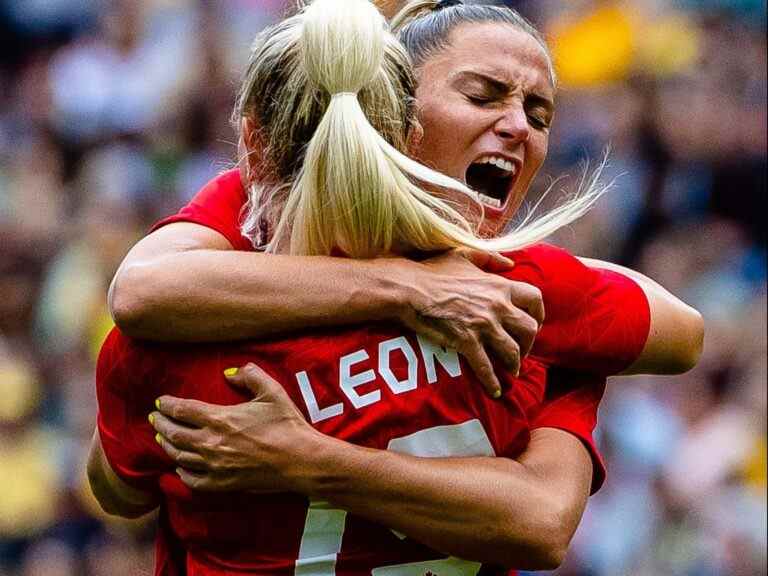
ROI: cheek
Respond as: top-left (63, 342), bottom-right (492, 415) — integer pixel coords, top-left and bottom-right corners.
top-left (532, 132), bottom-right (549, 165)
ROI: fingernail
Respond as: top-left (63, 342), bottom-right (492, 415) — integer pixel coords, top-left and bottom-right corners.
top-left (154, 433), bottom-right (162, 445)
top-left (155, 398), bottom-right (161, 410)
top-left (148, 413), bottom-right (155, 425)
top-left (492, 389), bottom-right (502, 399)
top-left (223, 367), bottom-right (239, 377)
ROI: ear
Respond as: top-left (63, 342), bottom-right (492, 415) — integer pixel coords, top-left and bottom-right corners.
top-left (406, 118), bottom-right (424, 156)
top-left (238, 116), bottom-right (263, 184)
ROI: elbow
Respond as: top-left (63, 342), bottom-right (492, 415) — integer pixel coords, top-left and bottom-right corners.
top-left (685, 309), bottom-right (705, 372)
top-left (670, 308), bottom-right (705, 375)
top-left (494, 504), bottom-right (573, 570)
top-left (522, 518), bottom-right (571, 571)
top-left (87, 469), bottom-right (153, 520)
top-left (109, 265), bottom-right (158, 338)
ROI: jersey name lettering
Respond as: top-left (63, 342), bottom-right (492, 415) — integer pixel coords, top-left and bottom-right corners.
top-left (297, 335), bottom-right (462, 423)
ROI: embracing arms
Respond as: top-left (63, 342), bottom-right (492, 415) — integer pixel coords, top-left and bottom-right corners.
top-left (110, 222), bottom-right (544, 396)
top-left (111, 223), bottom-right (703, 386)
top-left (148, 364), bottom-right (592, 570)
top-left (290, 427), bottom-right (590, 569)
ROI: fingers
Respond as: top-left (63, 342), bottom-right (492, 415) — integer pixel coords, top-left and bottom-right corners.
top-left (174, 468), bottom-right (221, 492)
top-left (484, 325), bottom-right (522, 378)
top-left (502, 307), bottom-right (540, 359)
top-left (405, 315), bottom-right (506, 399)
top-left (154, 435), bottom-right (208, 472)
top-left (224, 363), bottom-right (285, 401)
top-left (508, 281), bottom-right (545, 328)
top-left (457, 337), bottom-right (502, 399)
top-left (150, 412), bottom-right (202, 452)
top-left (155, 396), bottom-right (222, 428)
top-left (459, 248), bottom-right (515, 273)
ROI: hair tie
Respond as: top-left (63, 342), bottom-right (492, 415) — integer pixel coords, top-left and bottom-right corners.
top-left (330, 91), bottom-right (358, 100)
top-left (435, 0), bottom-right (463, 10)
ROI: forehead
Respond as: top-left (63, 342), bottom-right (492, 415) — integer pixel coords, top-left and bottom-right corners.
top-left (420, 22), bottom-right (554, 97)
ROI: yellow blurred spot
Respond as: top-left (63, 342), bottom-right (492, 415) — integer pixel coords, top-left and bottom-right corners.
top-left (0, 357), bottom-right (40, 424)
top-left (550, 4), bottom-right (636, 87)
top-left (0, 429), bottom-right (58, 537)
top-left (742, 436), bottom-right (767, 493)
top-left (89, 306), bottom-right (115, 362)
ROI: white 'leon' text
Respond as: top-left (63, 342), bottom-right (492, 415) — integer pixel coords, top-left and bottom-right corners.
top-left (296, 334), bottom-right (463, 423)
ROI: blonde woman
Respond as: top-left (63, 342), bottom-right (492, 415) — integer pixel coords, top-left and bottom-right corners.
top-left (89, 0), bottom-right (702, 574)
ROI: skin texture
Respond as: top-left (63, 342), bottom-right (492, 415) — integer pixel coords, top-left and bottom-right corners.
top-left (413, 23), bottom-right (554, 236)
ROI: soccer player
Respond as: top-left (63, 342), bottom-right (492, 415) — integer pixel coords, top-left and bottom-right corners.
top-left (88, 1), bottom-right (703, 574)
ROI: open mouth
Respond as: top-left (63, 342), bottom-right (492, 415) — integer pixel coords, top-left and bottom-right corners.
top-left (465, 156), bottom-right (517, 211)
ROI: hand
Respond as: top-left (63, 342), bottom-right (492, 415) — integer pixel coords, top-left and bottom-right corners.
top-left (150, 363), bottom-right (315, 492)
top-left (397, 249), bottom-right (544, 398)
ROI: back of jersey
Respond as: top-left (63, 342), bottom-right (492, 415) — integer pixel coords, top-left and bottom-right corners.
top-left (96, 325), bottom-right (535, 575)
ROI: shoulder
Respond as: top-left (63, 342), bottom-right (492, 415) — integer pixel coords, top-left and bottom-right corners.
top-left (152, 169), bottom-right (252, 251)
top-left (192, 169), bottom-right (247, 208)
top-left (502, 243), bottom-right (590, 286)
top-left (500, 243), bottom-right (598, 313)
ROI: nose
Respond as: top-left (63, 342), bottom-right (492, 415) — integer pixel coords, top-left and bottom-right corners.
top-left (493, 105), bottom-right (530, 144)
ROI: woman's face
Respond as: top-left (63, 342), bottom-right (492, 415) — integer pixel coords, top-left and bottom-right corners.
top-left (411, 23), bottom-right (555, 236)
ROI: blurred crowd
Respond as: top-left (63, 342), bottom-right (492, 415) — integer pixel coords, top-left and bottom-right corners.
top-left (0, 1), bottom-right (764, 575)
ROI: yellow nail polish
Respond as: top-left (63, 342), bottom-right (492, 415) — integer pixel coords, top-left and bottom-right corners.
top-left (492, 389), bottom-right (502, 399)
top-left (155, 398), bottom-right (161, 410)
top-left (148, 413), bottom-right (155, 425)
top-left (155, 433), bottom-right (162, 445)
top-left (223, 367), bottom-right (239, 377)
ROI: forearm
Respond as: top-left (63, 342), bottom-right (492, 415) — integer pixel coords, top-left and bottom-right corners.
top-left (287, 431), bottom-right (578, 569)
top-left (113, 250), bottom-right (408, 341)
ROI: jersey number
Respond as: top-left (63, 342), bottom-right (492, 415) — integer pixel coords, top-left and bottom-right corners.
top-left (294, 419), bottom-right (494, 575)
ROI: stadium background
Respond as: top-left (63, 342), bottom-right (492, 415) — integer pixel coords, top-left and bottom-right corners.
top-left (0, 0), bottom-right (764, 574)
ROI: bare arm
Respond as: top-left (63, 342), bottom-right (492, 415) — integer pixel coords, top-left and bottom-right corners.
top-left (151, 364), bottom-right (591, 570)
top-left (110, 222), bottom-right (411, 341)
top-left (86, 429), bottom-right (159, 519)
top-left (111, 222), bottom-right (544, 396)
top-left (580, 258), bottom-right (704, 375)
top-left (291, 427), bottom-right (591, 570)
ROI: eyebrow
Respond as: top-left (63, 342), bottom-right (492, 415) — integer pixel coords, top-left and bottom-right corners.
top-left (450, 70), bottom-right (554, 113)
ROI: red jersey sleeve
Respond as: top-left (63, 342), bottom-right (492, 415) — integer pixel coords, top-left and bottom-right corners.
top-left (96, 329), bottom-right (169, 494)
top-left (505, 244), bottom-right (651, 376)
top-left (530, 371), bottom-right (607, 494)
top-left (151, 170), bottom-right (253, 251)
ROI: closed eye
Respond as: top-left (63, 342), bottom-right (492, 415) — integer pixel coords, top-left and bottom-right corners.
top-left (465, 94), bottom-right (494, 106)
top-left (527, 114), bottom-right (550, 129)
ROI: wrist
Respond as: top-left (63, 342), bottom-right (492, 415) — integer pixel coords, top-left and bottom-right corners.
top-left (282, 426), bottom-right (338, 497)
top-left (354, 257), bottom-right (418, 322)
top-left (281, 429), bottom-right (362, 498)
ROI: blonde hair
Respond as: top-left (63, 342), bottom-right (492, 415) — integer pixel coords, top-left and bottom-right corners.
top-left (236, 0), bottom-right (610, 257)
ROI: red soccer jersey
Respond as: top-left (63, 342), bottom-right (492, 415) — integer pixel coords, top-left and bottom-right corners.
top-left (105, 171), bottom-right (650, 574)
top-left (97, 255), bottom-right (649, 576)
